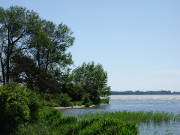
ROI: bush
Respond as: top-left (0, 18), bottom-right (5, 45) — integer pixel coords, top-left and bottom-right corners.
top-left (41, 93), bottom-right (59, 107)
top-left (85, 102), bottom-right (92, 107)
top-left (70, 101), bottom-right (83, 106)
top-left (100, 98), bottom-right (110, 104)
top-left (59, 93), bottom-right (71, 107)
top-left (0, 83), bottom-right (41, 134)
top-left (38, 106), bottom-right (62, 126)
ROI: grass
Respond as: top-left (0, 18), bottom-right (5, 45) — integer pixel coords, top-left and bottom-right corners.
top-left (88, 111), bottom-right (177, 124)
top-left (100, 98), bottom-right (110, 104)
top-left (15, 107), bottom-right (180, 135)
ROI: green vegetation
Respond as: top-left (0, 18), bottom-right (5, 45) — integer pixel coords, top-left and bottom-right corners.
top-left (0, 83), bottom-right (179, 134)
top-left (100, 98), bottom-right (110, 104)
top-left (71, 62), bottom-right (111, 104)
top-left (15, 108), bottom-right (180, 135)
top-left (70, 101), bottom-right (83, 106)
top-left (91, 111), bottom-right (179, 124)
top-left (0, 6), bottom-right (111, 134)
top-left (0, 83), bottom-right (41, 134)
top-left (16, 107), bottom-right (139, 135)
top-left (0, 6), bottom-right (110, 109)
top-left (2, 5), bottom-right (179, 135)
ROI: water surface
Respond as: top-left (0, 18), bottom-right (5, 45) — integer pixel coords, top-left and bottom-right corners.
top-left (62, 95), bottom-right (180, 117)
top-left (62, 95), bottom-right (180, 135)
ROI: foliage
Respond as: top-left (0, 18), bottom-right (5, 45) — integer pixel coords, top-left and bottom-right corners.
top-left (0, 83), bottom-right (41, 134)
top-left (82, 93), bottom-right (91, 105)
top-left (71, 62), bottom-right (111, 104)
top-left (85, 102), bottom-right (92, 107)
top-left (38, 106), bottom-right (63, 125)
top-left (0, 6), bottom-right (40, 83)
top-left (10, 54), bottom-right (62, 93)
top-left (65, 83), bottom-right (84, 101)
top-left (100, 98), bottom-right (110, 104)
top-left (41, 93), bottom-right (59, 107)
top-left (59, 93), bottom-right (71, 107)
top-left (82, 93), bottom-right (92, 107)
top-left (40, 93), bottom-right (71, 107)
top-left (15, 108), bottom-right (180, 135)
top-left (16, 107), bottom-right (139, 135)
top-left (0, 6), bottom-right (75, 94)
top-left (70, 101), bottom-right (83, 106)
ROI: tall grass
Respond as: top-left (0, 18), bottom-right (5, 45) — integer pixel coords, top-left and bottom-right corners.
top-left (88, 111), bottom-right (176, 124)
top-left (16, 107), bottom-right (180, 135)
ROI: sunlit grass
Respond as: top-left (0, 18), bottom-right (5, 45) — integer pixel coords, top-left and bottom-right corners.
top-left (16, 107), bottom-right (180, 135)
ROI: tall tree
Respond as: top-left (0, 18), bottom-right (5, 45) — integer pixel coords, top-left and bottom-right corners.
top-left (29, 20), bottom-right (75, 72)
top-left (0, 6), bottom-right (75, 92)
top-left (71, 62), bottom-right (111, 104)
top-left (0, 6), bottom-right (40, 83)
top-left (10, 54), bottom-right (61, 93)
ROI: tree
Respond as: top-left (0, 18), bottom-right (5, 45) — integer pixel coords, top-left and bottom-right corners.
top-left (71, 62), bottom-right (111, 104)
top-left (0, 6), bottom-right (75, 94)
top-left (29, 20), bottom-right (75, 72)
top-left (0, 6), bottom-right (40, 83)
top-left (10, 54), bottom-right (61, 93)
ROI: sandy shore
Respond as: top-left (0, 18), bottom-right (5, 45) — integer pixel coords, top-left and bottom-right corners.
top-left (54, 105), bottom-right (96, 110)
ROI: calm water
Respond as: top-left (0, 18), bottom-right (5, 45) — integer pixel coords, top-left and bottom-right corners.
top-left (62, 95), bottom-right (180, 135)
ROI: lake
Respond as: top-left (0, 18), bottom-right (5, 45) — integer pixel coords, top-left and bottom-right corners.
top-left (62, 95), bottom-right (180, 135)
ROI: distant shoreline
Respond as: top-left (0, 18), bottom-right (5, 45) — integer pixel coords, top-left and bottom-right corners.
top-left (111, 90), bottom-right (180, 95)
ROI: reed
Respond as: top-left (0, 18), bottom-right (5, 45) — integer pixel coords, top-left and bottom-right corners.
top-left (16, 107), bottom-right (180, 135)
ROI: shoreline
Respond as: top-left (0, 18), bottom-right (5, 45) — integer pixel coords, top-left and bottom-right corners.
top-left (54, 104), bottom-right (96, 110)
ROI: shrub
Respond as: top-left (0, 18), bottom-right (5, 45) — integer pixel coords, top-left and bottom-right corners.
top-left (40, 93), bottom-right (59, 107)
top-left (0, 83), bottom-right (41, 134)
top-left (38, 106), bottom-right (62, 125)
top-left (100, 98), bottom-right (110, 104)
top-left (28, 91), bottom-right (42, 120)
top-left (85, 102), bottom-right (92, 107)
top-left (38, 106), bottom-right (77, 127)
top-left (59, 93), bottom-right (71, 107)
top-left (70, 101), bottom-right (83, 106)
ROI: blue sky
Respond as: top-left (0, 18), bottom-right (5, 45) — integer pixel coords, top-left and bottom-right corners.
top-left (1, 0), bottom-right (180, 91)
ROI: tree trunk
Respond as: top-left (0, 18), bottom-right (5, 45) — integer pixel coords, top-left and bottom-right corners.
top-left (45, 48), bottom-right (50, 72)
top-left (0, 57), bottom-right (5, 84)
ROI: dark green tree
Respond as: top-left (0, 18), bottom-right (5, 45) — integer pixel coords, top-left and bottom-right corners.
top-left (71, 62), bottom-right (111, 104)
top-left (10, 54), bottom-right (61, 93)
top-left (0, 6), bottom-right (75, 94)
top-left (28, 20), bottom-right (75, 72)
top-left (0, 6), bottom-right (40, 83)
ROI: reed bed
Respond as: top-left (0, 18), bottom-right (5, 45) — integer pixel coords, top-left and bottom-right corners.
top-left (82, 111), bottom-right (178, 124)
top-left (16, 107), bottom-right (180, 135)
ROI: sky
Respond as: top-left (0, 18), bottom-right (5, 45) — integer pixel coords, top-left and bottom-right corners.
top-left (1, 0), bottom-right (180, 91)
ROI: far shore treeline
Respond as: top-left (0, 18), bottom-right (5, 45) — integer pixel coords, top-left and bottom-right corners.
top-left (111, 90), bottom-right (180, 95)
